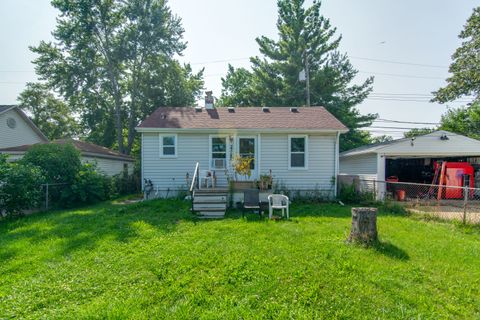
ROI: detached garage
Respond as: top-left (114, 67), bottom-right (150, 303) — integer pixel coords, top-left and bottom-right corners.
top-left (339, 131), bottom-right (480, 199)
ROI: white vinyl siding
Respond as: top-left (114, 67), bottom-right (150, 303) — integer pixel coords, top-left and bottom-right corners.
top-left (82, 156), bottom-right (134, 177)
top-left (0, 109), bottom-right (44, 149)
top-left (141, 132), bottom-right (339, 197)
top-left (142, 132), bottom-right (221, 197)
top-left (260, 133), bottom-right (336, 191)
top-left (339, 153), bottom-right (378, 179)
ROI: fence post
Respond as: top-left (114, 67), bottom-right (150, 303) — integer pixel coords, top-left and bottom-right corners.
top-left (45, 183), bottom-right (49, 211)
top-left (463, 185), bottom-right (468, 225)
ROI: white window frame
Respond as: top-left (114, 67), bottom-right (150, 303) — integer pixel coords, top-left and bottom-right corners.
top-left (209, 134), bottom-right (229, 170)
top-left (288, 134), bottom-right (308, 170)
top-left (159, 133), bottom-right (177, 158)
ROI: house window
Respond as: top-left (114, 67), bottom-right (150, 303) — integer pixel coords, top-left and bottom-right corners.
top-left (211, 137), bottom-right (227, 169)
top-left (159, 134), bottom-right (177, 157)
top-left (289, 135), bottom-right (308, 169)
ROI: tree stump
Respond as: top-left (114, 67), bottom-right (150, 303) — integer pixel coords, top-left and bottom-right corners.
top-left (348, 207), bottom-right (378, 244)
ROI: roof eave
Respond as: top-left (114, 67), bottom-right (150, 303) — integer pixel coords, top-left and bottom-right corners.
top-left (136, 127), bottom-right (349, 134)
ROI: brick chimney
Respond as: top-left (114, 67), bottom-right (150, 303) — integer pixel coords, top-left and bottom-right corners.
top-left (205, 91), bottom-right (214, 109)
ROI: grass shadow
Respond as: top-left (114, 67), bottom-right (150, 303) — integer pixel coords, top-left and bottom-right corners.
top-left (0, 198), bottom-right (193, 258)
top-left (372, 240), bottom-right (410, 261)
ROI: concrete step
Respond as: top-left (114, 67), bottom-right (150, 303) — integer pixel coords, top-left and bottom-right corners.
top-left (196, 211), bottom-right (226, 219)
top-left (193, 195), bottom-right (227, 203)
top-left (194, 188), bottom-right (228, 195)
top-left (193, 204), bottom-right (227, 211)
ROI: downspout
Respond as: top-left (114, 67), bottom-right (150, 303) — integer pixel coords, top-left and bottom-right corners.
top-left (141, 133), bottom-right (145, 199)
top-left (334, 132), bottom-right (340, 198)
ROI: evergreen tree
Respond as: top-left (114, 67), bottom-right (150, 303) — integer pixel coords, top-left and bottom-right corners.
top-left (219, 0), bottom-right (375, 151)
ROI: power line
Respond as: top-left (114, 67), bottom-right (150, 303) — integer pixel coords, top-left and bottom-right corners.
top-left (350, 56), bottom-right (448, 69)
top-left (374, 118), bottom-right (440, 125)
top-left (359, 71), bottom-right (445, 80)
top-left (366, 126), bottom-right (435, 130)
top-left (366, 97), bottom-right (470, 103)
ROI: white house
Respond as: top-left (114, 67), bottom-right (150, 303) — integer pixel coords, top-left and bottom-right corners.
top-left (0, 139), bottom-right (134, 177)
top-left (136, 105), bottom-right (348, 205)
top-left (0, 105), bottom-right (48, 149)
top-left (339, 130), bottom-right (480, 199)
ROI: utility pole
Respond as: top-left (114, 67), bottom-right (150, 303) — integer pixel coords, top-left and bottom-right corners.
top-left (304, 50), bottom-right (311, 107)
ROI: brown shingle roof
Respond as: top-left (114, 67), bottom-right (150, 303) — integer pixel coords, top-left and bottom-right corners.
top-left (137, 106), bottom-right (348, 131)
top-left (0, 139), bottom-right (133, 161)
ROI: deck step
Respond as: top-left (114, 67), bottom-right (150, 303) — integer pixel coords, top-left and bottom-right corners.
top-left (192, 188), bottom-right (228, 218)
top-left (193, 195), bottom-right (227, 203)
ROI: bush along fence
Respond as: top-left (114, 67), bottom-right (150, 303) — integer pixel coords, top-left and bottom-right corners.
top-left (0, 144), bottom-right (140, 218)
top-left (339, 177), bottom-right (480, 224)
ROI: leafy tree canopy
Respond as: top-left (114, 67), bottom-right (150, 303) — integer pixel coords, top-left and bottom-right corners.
top-left (218, 0), bottom-right (376, 151)
top-left (403, 128), bottom-right (436, 139)
top-left (440, 103), bottom-right (480, 140)
top-left (18, 82), bottom-right (79, 140)
top-left (31, 0), bottom-right (204, 154)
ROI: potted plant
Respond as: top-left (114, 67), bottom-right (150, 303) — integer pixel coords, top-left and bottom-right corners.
top-left (257, 172), bottom-right (273, 190)
top-left (230, 155), bottom-right (254, 190)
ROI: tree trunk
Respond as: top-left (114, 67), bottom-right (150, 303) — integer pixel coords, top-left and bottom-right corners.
top-left (348, 207), bottom-right (378, 244)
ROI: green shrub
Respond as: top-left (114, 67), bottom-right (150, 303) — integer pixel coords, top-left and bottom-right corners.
top-left (0, 155), bottom-right (45, 217)
top-left (338, 183), bottom-right (375, 204)
top-left (114, 171), bottom-right (140, 196)
top-left (21, 143), bottom-right (81, 185)
top-left (62, 163), bottom-right (113, 205)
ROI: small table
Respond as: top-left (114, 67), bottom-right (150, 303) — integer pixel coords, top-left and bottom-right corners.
top-left (259, 201), bottom-right (269, 215)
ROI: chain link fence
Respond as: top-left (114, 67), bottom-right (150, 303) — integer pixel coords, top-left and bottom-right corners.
top-left (350, 178), bottom-right (480, 224)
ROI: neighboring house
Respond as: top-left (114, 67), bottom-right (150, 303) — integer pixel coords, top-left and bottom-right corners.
top-left (136, 105), bottom-right (348, 199)
top-left (0, 139), bottom-right (134, 177)
top-left (0, 105), bottom-right (48, 149)
top-left (339, 130), bottom-right (480, 199)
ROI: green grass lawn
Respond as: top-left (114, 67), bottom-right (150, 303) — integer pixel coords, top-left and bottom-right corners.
top-left (0, 199), bottom-right (479, 319)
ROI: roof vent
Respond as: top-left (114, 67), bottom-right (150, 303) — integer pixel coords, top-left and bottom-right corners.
top-left (194, 106), bottom-right (202, 112)
top-left (440, 134), bottom-right (449, 141)
top-left (228, 106), bottom-right (235, 112)
top-left (290, 107), bottom-right (299, 113)
top-left (262, 106), bottom-right (270, 112)
top-left (161, 113), bottom-right (167, 120)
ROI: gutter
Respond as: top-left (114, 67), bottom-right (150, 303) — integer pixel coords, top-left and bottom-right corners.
top-left (135, 127), bottom-right (349, 134)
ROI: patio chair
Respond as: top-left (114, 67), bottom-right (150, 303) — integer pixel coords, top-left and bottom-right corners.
top-left (199, 170), bottom-right (213, 189)
top-left (243, 189), bottom-right (261, 217)
top-left (268, 194), bottom-right (289, 219)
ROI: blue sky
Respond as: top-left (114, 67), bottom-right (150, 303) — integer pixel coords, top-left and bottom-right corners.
top-left (0, 0), bottom-right (477, 138)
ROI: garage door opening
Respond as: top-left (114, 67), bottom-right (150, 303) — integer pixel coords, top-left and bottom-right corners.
top-left (385, 157), bottom-right (480, 186)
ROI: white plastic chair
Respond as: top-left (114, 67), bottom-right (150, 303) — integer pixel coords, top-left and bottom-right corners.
top-left (199, 170), bottom-right (213, 189)
top-left (268, 194), bottom-right (289, 219)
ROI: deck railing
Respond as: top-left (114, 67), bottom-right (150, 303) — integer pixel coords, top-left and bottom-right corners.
top-left (190, 162), bottom-right (200, 213)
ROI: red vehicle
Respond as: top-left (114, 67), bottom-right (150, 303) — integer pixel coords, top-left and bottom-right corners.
top-left (433, 162), bottom-right (474, 199)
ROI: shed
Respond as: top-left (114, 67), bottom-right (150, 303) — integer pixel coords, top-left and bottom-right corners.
top-left (339, 131), bottom-right (480, 198)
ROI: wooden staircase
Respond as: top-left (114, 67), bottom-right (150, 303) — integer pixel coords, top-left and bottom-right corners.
top-left (189, 162), bottom-right (228, 219)
top-left (192, 189), bottom-right (228, 218)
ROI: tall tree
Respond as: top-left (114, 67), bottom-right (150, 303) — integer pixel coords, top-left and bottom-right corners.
top-left (31, 0), bottom-right (203, 154)
top-left (218, 0), bottom-right (375, 151)
top-left (18, 82), bottom-right (79, 140)
top-left (433, 6), bottom-right (480, 139)
top-left (433, 7), bottom-right (480, 104)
